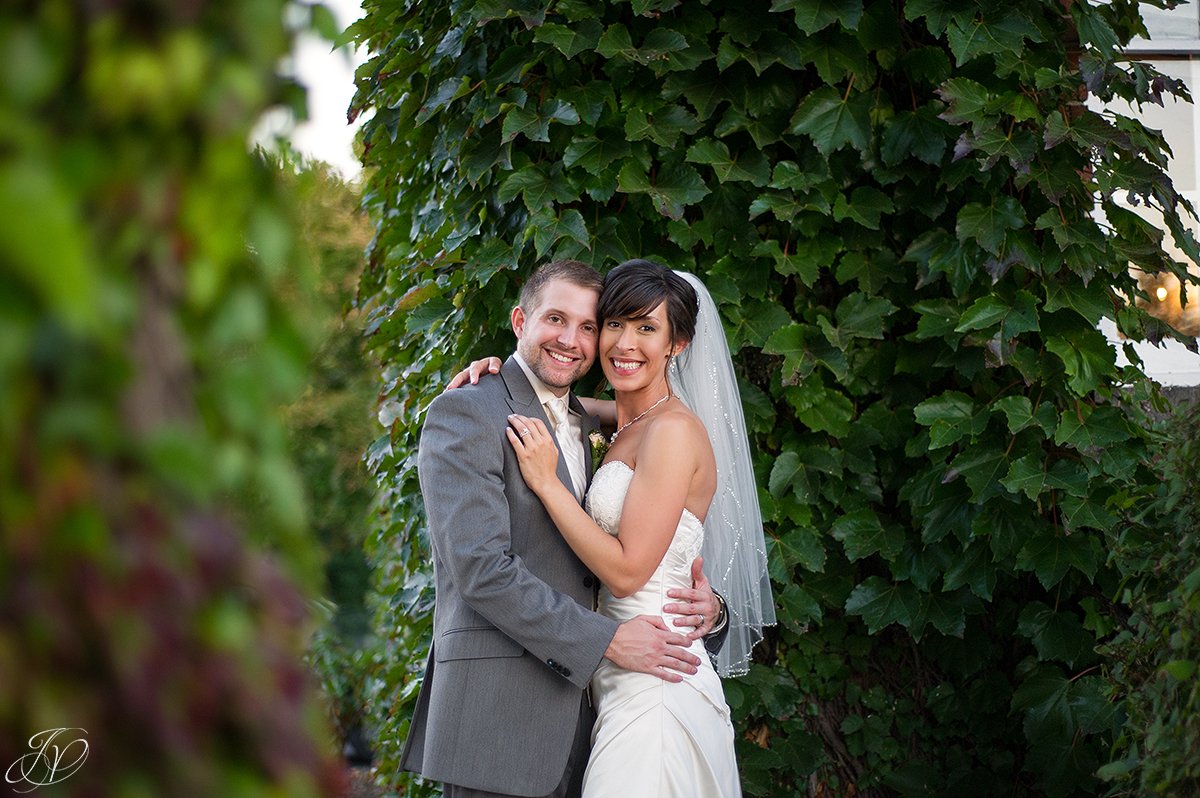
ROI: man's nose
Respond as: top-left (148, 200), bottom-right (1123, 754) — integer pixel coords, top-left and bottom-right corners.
top-left (557, 325), bottom-right (579, 349)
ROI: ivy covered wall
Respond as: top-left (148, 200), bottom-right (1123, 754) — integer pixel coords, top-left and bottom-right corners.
top-left (350, 1), bottom-right (1200, 795)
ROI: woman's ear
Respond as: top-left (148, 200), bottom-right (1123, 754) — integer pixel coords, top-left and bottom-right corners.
top-left (671, 338), bottom-right (690, 357)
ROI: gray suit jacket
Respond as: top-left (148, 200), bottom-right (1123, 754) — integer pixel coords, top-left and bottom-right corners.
top-left (401, 357), bottom-right (619, 796)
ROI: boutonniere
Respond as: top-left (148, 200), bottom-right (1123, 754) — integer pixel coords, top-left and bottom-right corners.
top-left (588, 431), bottom-right (609, 472)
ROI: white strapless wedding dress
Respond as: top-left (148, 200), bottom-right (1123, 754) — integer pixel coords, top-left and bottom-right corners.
top-left (582, 461), bottom-right (741, 797)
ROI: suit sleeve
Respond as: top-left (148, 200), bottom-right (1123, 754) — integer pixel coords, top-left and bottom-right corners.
top-left (418, 390), bottom-right (618, 689)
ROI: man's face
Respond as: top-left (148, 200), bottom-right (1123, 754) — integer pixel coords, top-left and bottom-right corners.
top-left (511, 279), bottom-right (600, 393)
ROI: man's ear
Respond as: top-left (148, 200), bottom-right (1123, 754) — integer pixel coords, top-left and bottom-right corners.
top-left (511, 305), bottom-right (526, 337)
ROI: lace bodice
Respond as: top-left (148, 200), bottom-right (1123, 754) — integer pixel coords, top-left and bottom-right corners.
top-left (584, 461), bottom-right (705, 620)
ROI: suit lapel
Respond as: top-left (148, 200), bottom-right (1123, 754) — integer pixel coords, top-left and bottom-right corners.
top-left (501, 357), bottom-right (575, 499)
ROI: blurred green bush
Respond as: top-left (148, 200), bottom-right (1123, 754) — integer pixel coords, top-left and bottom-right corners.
top-left (0, 1), bottom-right (346, 794)
top-left (1102, 395), bottom-right (1200, 795)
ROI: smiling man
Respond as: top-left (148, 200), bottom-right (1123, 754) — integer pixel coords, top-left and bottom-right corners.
top-left (402, 260), bottom-right (722, 798)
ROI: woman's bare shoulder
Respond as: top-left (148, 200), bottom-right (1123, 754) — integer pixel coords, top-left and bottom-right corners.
top-left (639, 403), bottom-right (709, 453)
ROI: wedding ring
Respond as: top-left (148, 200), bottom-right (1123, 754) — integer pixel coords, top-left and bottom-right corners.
top-left (520, 428), bottom-right (531, 436)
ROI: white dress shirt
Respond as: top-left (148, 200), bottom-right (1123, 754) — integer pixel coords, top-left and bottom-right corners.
top-left (513, 353), bottom-right (587, 501)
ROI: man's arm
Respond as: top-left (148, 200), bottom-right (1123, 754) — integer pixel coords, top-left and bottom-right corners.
top-left (419, 390), bottom-right (698, 687)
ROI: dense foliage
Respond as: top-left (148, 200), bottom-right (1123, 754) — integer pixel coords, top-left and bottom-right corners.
top-left (1102, 393), bottom-right (1200, 795)
top-left (0, 2), bottom-right (344, 794)
top-left (276, 156), bottom-right (380, 752)
top-left (350, 0), bottom-right (1199, 795)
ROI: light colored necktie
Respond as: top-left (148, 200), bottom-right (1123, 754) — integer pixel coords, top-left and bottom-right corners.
top-left (545, 396), bottom-right (586, 501)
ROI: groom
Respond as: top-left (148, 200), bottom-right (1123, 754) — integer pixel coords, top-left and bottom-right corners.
top-left (402, 260), bottom-right (724, 797)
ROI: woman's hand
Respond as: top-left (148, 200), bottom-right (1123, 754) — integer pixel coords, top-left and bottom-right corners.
top-left (505, 414), bottom-right (561, 496)
top-left (446, 356), bottom-right (502, 390)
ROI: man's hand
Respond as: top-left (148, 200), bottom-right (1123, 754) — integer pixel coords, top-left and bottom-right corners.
top-left (663, 557), bottom-right (720, 641)
top-left (604, 615), bottom-right (701, 682)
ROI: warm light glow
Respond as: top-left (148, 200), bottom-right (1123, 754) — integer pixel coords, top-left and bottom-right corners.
top-left (1156, 286), bottom-right (1169, 302)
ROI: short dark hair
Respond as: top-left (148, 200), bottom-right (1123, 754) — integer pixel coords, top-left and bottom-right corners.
top-left (518, 260), bottom-right (603, 312)
top-left (598, 259), bottom-right (699, 347)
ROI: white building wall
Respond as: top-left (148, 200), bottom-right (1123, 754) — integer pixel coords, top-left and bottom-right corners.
top-left (1098, 10), bottom-right (1200, 386)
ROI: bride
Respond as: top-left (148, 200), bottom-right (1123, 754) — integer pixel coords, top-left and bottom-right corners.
top-left (500, 260), bottom-right (774, 797)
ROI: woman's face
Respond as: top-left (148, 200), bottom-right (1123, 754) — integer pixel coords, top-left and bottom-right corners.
top-left (599, 300), bottom-right (677, 392)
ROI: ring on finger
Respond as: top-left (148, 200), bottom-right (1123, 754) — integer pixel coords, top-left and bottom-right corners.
top-left (520, 428), bottom-right (531, 436)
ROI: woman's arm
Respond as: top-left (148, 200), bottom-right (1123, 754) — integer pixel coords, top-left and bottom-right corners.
top-left (578, 397), bottom-right (616, 428)
top-left (447, 356), bottom-right (502, 390)
top-left (506, 412), bottom-right (698, 597)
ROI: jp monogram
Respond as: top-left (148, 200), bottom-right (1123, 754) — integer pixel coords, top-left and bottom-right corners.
top-left (5, 728), bottom-right (89, 793)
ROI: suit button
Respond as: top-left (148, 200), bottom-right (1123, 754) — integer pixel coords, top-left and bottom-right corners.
top-left (547, 658), bottom-right (559, 669)
top-left (583, 575), bottom-right (596, 588)
top-left (561, 666), bottom-right (572, 677)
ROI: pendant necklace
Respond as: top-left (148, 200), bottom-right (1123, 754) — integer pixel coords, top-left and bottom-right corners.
top-left (609, 393), bottom-right (670, 444)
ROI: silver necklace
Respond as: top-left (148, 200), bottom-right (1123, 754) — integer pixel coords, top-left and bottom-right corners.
top-left (609, 393), bottom-right (670, 444)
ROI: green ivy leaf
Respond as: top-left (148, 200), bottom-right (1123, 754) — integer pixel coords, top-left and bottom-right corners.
top-left (616, 160), bottom-right (710, 220)
top-left (1044, 282), bottom-right (1112, 325)
top-left (528, 207), bottom-right (589, 255)
top-left (772, 0), bottom-right (864, 34)
top-left (1058, 494), bottom-right (1117, 533)
top-left (597, 24), bottom-right (688, 64)
top-left (937, 77), bottom-right (989, 124)
top-left (769, 449), bottom-right (803, 497)
top-left (831, 508), bottom-right (903, 562)
top-left (835, 292), bottom-right (897, 340)
top-left (726, 300), bottom-right (793, 350)
top-left (913, 391), bottom-right (986, 449)
top-left (946, 11), bottom-right (1040, 66)
top-left (992, 395), bottom-right (1057, 436)
top-left (845, 576), bottom-right (920, 633)
top-left (685, 139), bottom-right (770, 186)
top-left (563, 135), bottom-right (631, 175)
top-left (778, 584), bottom-right (823, 631)
top-left (533, 19), bottom-right (603, 58)
top-left (911, 299), bottom-right (962, 341)
top-left (915, 589), bottom-right (973, 637)
top-left (771, 526), bottom-right (827, 573)
top-left (1044, 329), bottom-right (1117, 395)
top-left (1017, 603), bottom-right (1095, 667)
top-left (1016, 531), bottom-right (1099, 587)
top-left (416, 76), bottom-right (472, 124)
top-left (624, 104), bottom-right (702, 148)
top-left (1054, 405), bottom-right (1132, 454)
top-left (832, 186), bottom-right (894, 230)
top-left (942, 540), bottom-right (996, 600)
top-left (1001, 453), bottom-right (1047, 500)
top-left (948, 443), bottom-right (1008, 502)
top-left (954, 291), bottom-right (1039, 338)
top-left (752, 238), bottom-right (824, 288)
top-left (787, 382), bottom-right (854, 437)
top-left (497, 164), bottom-right (577, 210)
top-left (790, 87), bottom-right (873, 155)
top-left (956, 198), bottom-right (1026, 255)
top-left (501, 99), bottom-right (580, 143)
top-left (880, 107), bottom-right (951, 166)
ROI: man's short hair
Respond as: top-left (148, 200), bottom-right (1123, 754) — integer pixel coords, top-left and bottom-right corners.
top-left (518, 260), bottom-right (603, 312)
